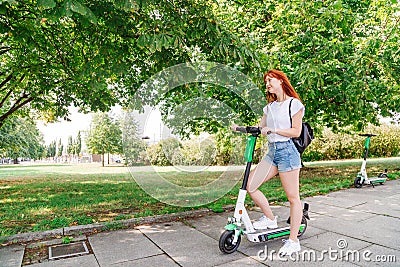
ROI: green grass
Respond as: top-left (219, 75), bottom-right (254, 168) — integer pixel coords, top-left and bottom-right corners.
top-left (0, 160), bottom-right (399, 237)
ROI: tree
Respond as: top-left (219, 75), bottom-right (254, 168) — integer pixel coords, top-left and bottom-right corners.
top-left (213, 0), bottom-right (400, 131)
top-left (0, 116), bottom-right (45, 163)
top-left (57, 138), bottom-right (63, 158)
top-left (0, 0), bottom-right (257, 129)
top-left (47, 140), bottom-right (57, 158)
top-left (121, 111), bottom-right (147, 165)
top-left (67, 135), bottom-right (74, 156)
top-left (75, 131), bottom-right (82, 156)
top-left (128, 0), bottom-right (400, 138)
top-left (86, 112), bottom-right (122, 167)
top-left (3, 1), bottom-right (398, 137)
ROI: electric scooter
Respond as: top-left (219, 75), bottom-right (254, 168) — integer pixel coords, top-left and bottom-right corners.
top-left (354, 134), bottom-right (388, 188)
top-left (219, 126), bottom-right (310, 254)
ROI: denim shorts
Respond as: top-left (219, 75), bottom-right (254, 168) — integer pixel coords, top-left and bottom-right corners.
top-left (263, 139), bottom-right (302, 172)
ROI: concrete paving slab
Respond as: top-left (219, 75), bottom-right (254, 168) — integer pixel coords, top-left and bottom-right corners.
top-left (0, 245), bottom-right (24, 267)
top-left (326, 186), bottom-right (398, 203)
top-left (353, 216), bottom-right (400, 250)
top-left (299, 223), bottom-right (326, 240)
top-left (304, 202), bottom-right (375, 222)
top-left (303, 194), bottom-right (369, 209)
top-left (187, 213), bottom-right (229, 242)
top-left (307, 212), bottom-right (374, 238)
top-left (137, 221), bottom-right (243, 267)
top-left (305, 211), bottom-right (400, 251)
top-left (214, 256), bottom-right (267, 266)
top-left (111, 254), bottom-right (178, 267)
top-left (354, 200), bottom-right (400, 218)
top-left (238, 238), bottom-right (283, 260)
top-left (88, 229), bottom-right (163, 266)
top-left (28, 255), bottom-right (99, 267)
top-left (301, 231), bottom-right (371, 253)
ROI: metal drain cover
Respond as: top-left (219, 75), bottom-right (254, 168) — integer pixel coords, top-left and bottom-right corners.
top-left (49, 241), bottom-right (89, 260)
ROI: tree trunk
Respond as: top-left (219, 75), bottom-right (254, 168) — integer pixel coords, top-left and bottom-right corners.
top-left (101, 147), bottom-right (105, 167)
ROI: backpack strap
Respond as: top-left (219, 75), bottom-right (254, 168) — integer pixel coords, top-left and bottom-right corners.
top-left (289, 98), bottom-right (294, 127)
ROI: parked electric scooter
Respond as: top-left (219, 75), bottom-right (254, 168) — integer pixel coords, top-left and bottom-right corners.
top-left (219, 126), bottom-right (310, 254)
top-left (354, 134), bottom-right (388, 188)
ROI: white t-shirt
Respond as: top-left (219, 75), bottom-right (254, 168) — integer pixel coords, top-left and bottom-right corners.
top-left (262, 97), bottom-right (305, 143)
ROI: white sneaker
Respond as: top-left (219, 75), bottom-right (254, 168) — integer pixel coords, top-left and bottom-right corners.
top-left (278, 239), bottom-right (301, 256)
top-left (253, 215), bottom-right (278, 229)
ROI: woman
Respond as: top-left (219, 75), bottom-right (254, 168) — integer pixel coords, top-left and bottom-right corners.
top-left (232, 69), bottom-right (304, 256)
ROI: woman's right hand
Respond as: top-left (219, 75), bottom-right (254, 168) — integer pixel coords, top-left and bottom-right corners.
top-left (231, 124), bottom-right (239, 132)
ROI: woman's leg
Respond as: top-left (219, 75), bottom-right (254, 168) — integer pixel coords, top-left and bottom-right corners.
top-left (279, 169), bottom-right (302, 241)
top-left (247, 159), bottom-right (278, 220)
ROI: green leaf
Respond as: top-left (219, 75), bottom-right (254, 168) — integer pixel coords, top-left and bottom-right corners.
top-left (70, 0), bottom-right (87, 16)
top-left (0, 0), bottom-right (17, 4)
top-left (37, 0), bottom-right (56, 9)
top-left (0, 4), bottom-right (6, 14)
top-left (85, 8), bottom-right (97, 24)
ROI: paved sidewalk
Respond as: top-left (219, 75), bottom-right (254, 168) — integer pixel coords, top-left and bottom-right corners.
top-left (1, 179), bottom-right (399, 267)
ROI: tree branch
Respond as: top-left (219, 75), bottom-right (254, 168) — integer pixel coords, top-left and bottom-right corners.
top-left (40, 26), bottom-right (72, 76)
top-left (0, 73), bottom-right (13, 91)
top-left (0, 47), bottom-right (12, 56)
top-left (0, 89), bottom-right (13, 108)
top-left (378, 16), bottom-right (400, 53)
top-left (0, 96), bottom-right (34, 126)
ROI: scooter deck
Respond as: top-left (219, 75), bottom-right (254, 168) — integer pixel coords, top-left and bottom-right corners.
top-left (368, 177), bottom-right (387, 182)
top-left (246, 223), bottom-right (306, 243)
top-left (365, 177), bottom-right (387, 186)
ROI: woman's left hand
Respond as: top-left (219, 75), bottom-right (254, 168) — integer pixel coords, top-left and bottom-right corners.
top-left (261, 127), bottom-right (274, 136)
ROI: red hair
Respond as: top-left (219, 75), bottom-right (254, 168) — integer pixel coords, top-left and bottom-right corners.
top-left (264, 69), bottom-right (301, 103)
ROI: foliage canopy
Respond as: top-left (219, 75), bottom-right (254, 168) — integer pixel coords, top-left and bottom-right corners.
top-left (0, 0), bottom-right (399, 136)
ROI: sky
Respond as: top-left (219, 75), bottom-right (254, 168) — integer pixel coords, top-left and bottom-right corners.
top-left (36, 105), bottom-right (166, 147)
top-left (36, 106), bottom-right (92, 146)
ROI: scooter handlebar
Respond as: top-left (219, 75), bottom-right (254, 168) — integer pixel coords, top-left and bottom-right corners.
top-left (235, 126), bottom-right (261, 135)
top-left (359, 133), bottom-right (377, 137)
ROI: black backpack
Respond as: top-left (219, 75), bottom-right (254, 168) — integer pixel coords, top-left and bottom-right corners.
top-left (289, 99), bottom-right (314, 154)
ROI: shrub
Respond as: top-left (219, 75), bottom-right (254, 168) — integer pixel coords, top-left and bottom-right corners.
top-left (144, 124), bottom-right (400, 165)
top-left (146, 138), bottom-right (182, 166)
top-left (176, 136), bottom-right (217, 166)
top-left (302, 124), bottom-right (400, 161)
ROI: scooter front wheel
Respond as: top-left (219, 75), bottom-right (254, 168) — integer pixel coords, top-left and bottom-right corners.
top-left (354, 177), bottom-right (363, 188)
top-left (219, 230), bottom-right (241, 254)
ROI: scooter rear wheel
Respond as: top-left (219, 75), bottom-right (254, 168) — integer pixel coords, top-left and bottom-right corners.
top-left (354, 177), bottom-right (363, 188)
top-left (378, 173), bottom-right (388, 184)
top-left (219, 230), bottom-right (241, 254)
top-left (297, 215), bottom-right (308, 237)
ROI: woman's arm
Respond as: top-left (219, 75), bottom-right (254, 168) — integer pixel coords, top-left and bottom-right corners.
top-left (231, 114), bottom-right (266, 132)
top-left (258, 114), bottom-right (267, 128)
top-left (265, 110), bottom-right (303, 138)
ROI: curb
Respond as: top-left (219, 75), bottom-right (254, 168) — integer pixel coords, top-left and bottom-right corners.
top-left (1, 205), bottom-right (235, 245)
